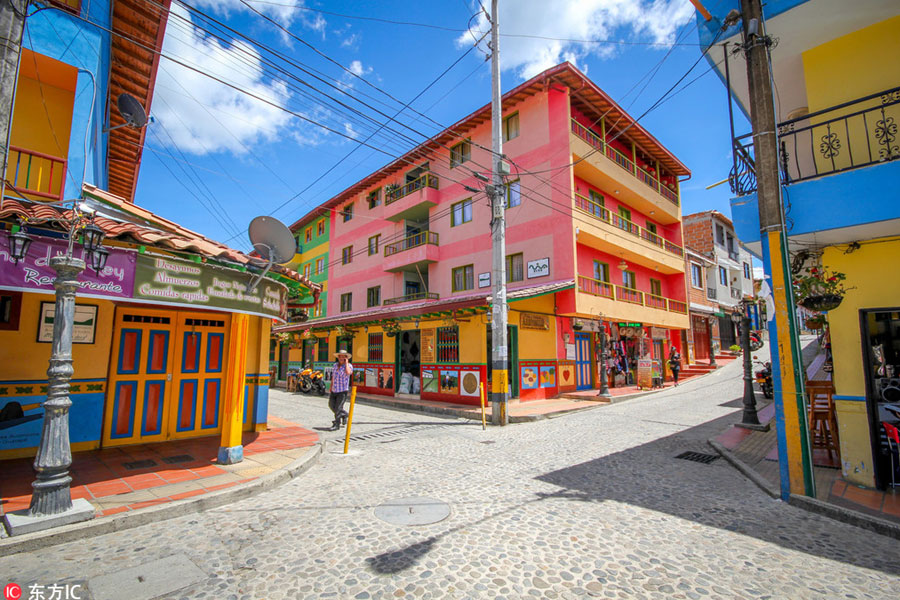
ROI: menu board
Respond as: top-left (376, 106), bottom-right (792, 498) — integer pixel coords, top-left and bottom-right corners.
top-left (637, 358), bottom-right (653, 390)
top-left (421, 328), bottom-right (436, 363)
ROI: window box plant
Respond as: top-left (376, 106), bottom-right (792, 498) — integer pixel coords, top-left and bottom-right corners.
top-left (793, 266), bottom-right (852, 312)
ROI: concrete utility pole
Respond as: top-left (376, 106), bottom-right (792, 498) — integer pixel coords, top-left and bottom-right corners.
top-left (488, 0), bottom-right (508, 426)
top-left (739, 0), bottom-right (814, 498)
top-left (0, 0), bottom-right (29, 207)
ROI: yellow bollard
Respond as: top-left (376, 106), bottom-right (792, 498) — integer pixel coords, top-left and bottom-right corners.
top-left (343, 386), bottom-right (357, 454)
top-left (479, 381), bottom-right (487, 430)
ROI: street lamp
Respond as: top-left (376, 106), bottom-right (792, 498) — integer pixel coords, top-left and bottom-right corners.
top-left (707, 315), bottom-right (718, 367)
top-left (596, 325), bottom-right (611, 399)
top-left (733, 300), bottom-right (768, 431)
top-left (3, 210), bottom-right (104, 535)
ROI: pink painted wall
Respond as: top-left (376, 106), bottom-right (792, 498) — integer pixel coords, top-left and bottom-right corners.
top-left (575, 243), bottom-right (686, 301)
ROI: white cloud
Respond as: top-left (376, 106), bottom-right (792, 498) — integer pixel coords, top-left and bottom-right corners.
top-left (151, 3), bottom-right (295, 155)
top-left (458, 0), bottom-right (695, 80)
top-left (191, 0), bottom-right (324, 31)
top-left (348, 60), bottom-right (371, 77)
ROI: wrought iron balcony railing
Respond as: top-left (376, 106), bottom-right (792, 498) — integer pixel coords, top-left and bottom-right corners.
top-left (730, 86), bottom-right (900, 195)
top-left (384, 231), bottom-right (439, 257)
top-left (383, 291), bottom-right (439, 306)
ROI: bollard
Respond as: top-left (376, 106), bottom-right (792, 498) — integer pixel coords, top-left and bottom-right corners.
top-left (479, 382), bottom-right (487, 430)
top-left (343, 386), bottom-right (357, 454)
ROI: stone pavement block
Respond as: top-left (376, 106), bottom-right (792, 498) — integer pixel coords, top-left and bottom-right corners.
top-left (146, 480), bottom-right (204, 498)
top-left (89, 553), bottom-right (205, 600)
top-left (195, 472), bottom-right (243, 488)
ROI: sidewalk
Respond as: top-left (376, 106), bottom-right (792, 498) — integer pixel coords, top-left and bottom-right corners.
top-left (1, 416), bottom-right (320, 550)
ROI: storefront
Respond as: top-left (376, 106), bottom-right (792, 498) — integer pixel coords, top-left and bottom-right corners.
top-left (860, 309), bottom-right (900, 488)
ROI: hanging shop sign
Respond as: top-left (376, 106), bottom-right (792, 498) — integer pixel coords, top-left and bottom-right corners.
top-left (478, 272), bottom-right (491, 288)
top-left (617, 322), bottom-right (642, 328)
top-left (650, 327), bottom-right (667, 340)
top-left (520, 312), bottom-right (549, 330)
top-left (133, 255), bottom-right (287, 319)
top-left (0, 235), bottom-right (135, 299)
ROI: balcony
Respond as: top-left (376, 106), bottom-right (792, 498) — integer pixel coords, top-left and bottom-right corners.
top-left (383, 291), bottom-right (440, 306)
top-left (570, 119), bottom-right (680, 223)
top-left (5, 146), bottom-right (66, 202)
top-left (578, 275), bottom-right (688, 316)
top-left (731, 85), bottom-right (900, 196)
top-left (573, 192), bottom-right (685, 273)
top-left (707, 287), bottom-right (717, 300)
top-left (383, 231), bottom-right (440, 273)
top-left (384, 173), bottom-right (440, 222)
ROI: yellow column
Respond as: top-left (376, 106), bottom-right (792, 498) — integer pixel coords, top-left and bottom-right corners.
top-left (218, 312), bottom-right (250, 464)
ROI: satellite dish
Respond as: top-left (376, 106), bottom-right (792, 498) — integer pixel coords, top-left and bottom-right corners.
top-left (117, 93), bottom-right (148, 128)
top-left (248, 216), bottom-right (295, 265)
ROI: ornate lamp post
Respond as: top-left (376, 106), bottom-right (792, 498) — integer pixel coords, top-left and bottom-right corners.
top-left (596, 326), bottom-right (611, 398)
top-left (3, 210), bottom-right (105, 535)
top-left (733, 300), bottom-right (768, 431)
top-left (707, 315), bottom-right (718, 367)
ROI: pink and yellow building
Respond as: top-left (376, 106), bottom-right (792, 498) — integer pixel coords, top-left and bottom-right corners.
top-left (275, 63), bottom-right (691, 403)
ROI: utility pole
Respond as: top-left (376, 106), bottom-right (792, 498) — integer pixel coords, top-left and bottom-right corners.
top-left (488, 0), bottom-right (508, 426)
top-left (0, 0), bottom-right (29, 207)
top-left (739, 0), bottom-right (814, 498)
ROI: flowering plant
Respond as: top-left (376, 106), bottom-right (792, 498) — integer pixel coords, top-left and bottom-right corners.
top-left (792, 266), bottom-right (852, 302)
top-left (383, 321), bottom-right (401, 336)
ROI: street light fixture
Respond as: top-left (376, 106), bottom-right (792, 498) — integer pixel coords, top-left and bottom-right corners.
top-left (734, 299), bottom-right (768, 430)
top-left (8, 228), bottom-right (32, 263)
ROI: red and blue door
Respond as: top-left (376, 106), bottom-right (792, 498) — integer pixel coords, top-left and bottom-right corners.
top-left (575, 333), bottom-right (593, 390)
top-left (103, 309), bottom-right (230, 446)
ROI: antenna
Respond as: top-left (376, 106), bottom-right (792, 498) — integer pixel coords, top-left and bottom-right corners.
top-left (103, 93), bottom-right (148, 132)
top-left (246, 216), bottom-right (295, 292)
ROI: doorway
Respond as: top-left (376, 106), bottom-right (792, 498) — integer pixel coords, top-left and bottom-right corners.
top-left (396, 329), bottom-right (421, 396)
top-left (575, 333), bottom-right (592, 390)
top-left (860, 309), bottom-right (900, 489)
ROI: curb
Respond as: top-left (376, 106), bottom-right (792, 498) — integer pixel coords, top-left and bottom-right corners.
top-left (0, 442), bottom-right (324, 556)
top-left (788, 494), bottom-right (900, 541)
top-left (707, 439), bottom-right (780, 499)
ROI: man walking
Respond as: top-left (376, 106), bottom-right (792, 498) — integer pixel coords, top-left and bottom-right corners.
top-left (328, 348), bottom-right (353, 430)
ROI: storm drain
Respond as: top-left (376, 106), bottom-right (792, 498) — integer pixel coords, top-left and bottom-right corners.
top-left (122, 459), bottom-right (158, 470)
top-left (675, 451), bottom-right (720, 464)
top-left (347, 424), bottom-right (450, 443)
top-left (161, 454), bottom-right (194, 464)
top-left (374, 497), bottom-right (451, 526)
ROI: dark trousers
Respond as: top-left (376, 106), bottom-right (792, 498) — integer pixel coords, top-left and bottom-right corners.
top-left (328, 390), bottom-right (349, 426)
top-left (671, 368), bottom-right (680, 384)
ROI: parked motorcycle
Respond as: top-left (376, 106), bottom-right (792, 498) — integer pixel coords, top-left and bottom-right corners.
top-left (754, 358), bottom-right (773, 399)
top-left (749, 330), bottom-right (764, 351)
top-left (299, 367), bottom-right (327, 395)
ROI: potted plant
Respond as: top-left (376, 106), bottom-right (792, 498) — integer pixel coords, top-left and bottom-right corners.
top-left (384, 183), bottom-right (400, 201)
top-left (571, 320), bottom-right (584, 331)
top-left (383, 321), bottom-right (401, 337)
top-left (793, 265), bottom-right (853, 312)
top-left (729, 344), bottom-right (742, 354)
top-left (806, 314), bottom-right (826, 330)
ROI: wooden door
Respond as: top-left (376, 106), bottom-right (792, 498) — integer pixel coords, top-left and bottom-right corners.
top-left (575, 333), bottom-right (592, 390)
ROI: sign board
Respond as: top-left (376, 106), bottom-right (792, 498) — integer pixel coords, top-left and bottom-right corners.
top-left (421, 328), bottom-right (436, 363)
top-left (478, 272), bottom-right (491, 288)
top-left (520, 312), bottom-right (549, 330)
top-left (526, 257), bottom-right (549, 279)
top-left (133, 255), bottom-right (286, 319)
top-left (617, 322), bottom-right (642, 328)
top-left (637, 358), bottom-right (653, 390)
top-left (38, 302), bottom-right (98, 343)
top-left (565, 343), bottom-right (576, 360)
top-left (650, 327), bottom-right (667, 340)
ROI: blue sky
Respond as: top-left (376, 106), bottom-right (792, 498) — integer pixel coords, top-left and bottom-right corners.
top-left (133, 0), bottom-right (749, 253)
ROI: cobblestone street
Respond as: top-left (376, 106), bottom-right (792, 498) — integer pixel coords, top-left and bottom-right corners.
top-left (2, 357), bottom-right (898, 599)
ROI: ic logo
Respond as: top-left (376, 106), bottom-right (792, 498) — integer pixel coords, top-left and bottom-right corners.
top-left (3, 583), bottom-right (22, 600)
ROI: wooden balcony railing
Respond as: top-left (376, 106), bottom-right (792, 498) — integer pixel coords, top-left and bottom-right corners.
top-left (578, 275), bottom-right (688, 315)
top-left (384, 231), bottom-right (439, 257)
top-left (7, 146), bottom-right (66, 201)
top-left (570, 118), bottom-right (679, 206)
top-left (383, 291), bottom-right (439, 306)
top-left (385, 173), bottom-right (439, 205)
top-left (574, 192), bottom-right (684, 258)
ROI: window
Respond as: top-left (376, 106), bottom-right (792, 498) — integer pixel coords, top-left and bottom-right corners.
top-left (451, 199), bottom-right (472, 226)
top-left (593, 261), bottom-right (609, 283)
top-left (317, 337), bottom-right (329, 362)
top-left (312, 300), bottom-right (323, 318)
top-left (0, 291), bottom-right (22, 330)
top-left (618, 206), bottom-right (632, 222)
top-left (317, 220), bottom-right (325, 236)
top-left (340, 293), bottom-right (352, 312)
top-left (726, 234), bottom-right (735, 253)
top-left (367, 188), bottom-right (381, 209)
top-left (506, 253), bottom-right (523, 283)
top-left (367, 286), bottom-right (381, 308)
top-left (452, 265), bottom-right (474, 292)
top-left (303, 263), bottom-right (311, 279)
top-left (342, 245), bottom-right (353, 265)
top-left (368, 234), bottom-right (380, 256)
top-left (342, 202), bottom-right (353, 222)
top-left (649, 278), bottom-right (662, 297)
top-left (715, 224), bottom-right (725, 245)
top-left (719, 266), bottom-right (728, 286)
top-left (589, 190), bottom-right (605, 207)
top-left (622, 270), bottom-right (636, 289)
top-left (368, 333), bottom-right (384, 362)
top-left (304, 227), bottom-right (312, 243)
top-left (437, 326), bottom-right (460, 362)
top-left (316, 257), bottom-right (325, 275)
top-left (646, 222), bottom-right (657, 235)
top-left (743, 262), bottom-right (751, 279)
top-left (690, 264), bottom-right (703, 288)
top-left (503, 112), bottom-right (519, 142)
top-left (505, 180), bottom-right (521, 208)
top-left (450, 140), bottom-right (471, 168)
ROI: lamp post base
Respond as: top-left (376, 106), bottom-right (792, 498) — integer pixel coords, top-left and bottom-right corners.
top-left (2, 498), bottom-right (94, 536)
top-left (735, 422), bottom-right (771, 432)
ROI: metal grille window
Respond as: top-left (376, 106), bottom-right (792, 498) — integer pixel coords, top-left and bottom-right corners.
top-left (368, 333), bottom-right (383, 362)
top-left (436, 326), bottom-right (459, 363)
top-left (317, 337), bottom-right (329, 362)
top-left (452, 265), bottom-right (474, 292)
top-left (506, 253), bottom-right (523, 283)
top-left (342, 245), bottom-right (353, 265)
top-left (451, 199), bottom-right (472, 226)
top-left (367, 286), bottom-right (381, 307)
top-left (341, 293), bottom-right (352, 312)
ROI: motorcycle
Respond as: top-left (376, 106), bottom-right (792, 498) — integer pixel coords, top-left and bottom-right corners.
top-left (754, 358), bottom-right (773, 399)
top-left (299, 367), bottom-right (327, 396)
top-left (749, 330), bottom-right (764, 351)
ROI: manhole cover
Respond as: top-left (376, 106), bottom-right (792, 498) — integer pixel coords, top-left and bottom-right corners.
top-left (374, 497), bottom-right (451, 526)
top-left (675, 451), bottom-right (720, 464)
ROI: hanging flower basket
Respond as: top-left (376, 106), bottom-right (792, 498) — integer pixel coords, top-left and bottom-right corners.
top-left (799, 294), bottom-right (843, 312)
top-left (571, 321), bottom-right (584, 331)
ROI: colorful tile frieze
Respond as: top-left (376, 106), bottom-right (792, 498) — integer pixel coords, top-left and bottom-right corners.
top-left (0, 379), bottom-right (106, 397)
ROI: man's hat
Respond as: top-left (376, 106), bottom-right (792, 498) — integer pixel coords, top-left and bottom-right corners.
top-left (335, 348), bottom-right (351, 358)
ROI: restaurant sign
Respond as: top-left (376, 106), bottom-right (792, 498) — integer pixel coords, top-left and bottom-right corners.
top-left (133, 255), bottom-right (286, 319)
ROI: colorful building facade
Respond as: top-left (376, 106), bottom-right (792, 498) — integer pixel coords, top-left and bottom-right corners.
top-left (695, 1), bottom-right (900, 491)
top-left (275, 63), bottom-right (691, 402)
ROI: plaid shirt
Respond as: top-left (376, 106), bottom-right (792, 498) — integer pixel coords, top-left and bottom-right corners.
top-left (331, 361), bottom-right (353, 393)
